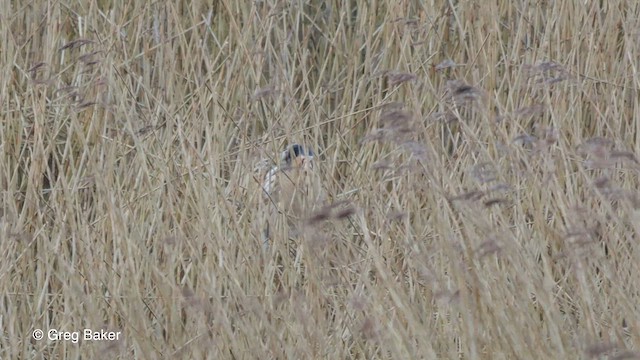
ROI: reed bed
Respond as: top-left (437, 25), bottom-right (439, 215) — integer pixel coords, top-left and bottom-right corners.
top-left (1, 0), bottom-right (639, 358)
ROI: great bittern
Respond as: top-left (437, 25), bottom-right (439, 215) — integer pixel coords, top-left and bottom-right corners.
top-left (261, 144), bottom-right (322, 249)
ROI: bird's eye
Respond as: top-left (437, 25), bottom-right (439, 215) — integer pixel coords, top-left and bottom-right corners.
top-left (281, 149), bottom-right (293, 165)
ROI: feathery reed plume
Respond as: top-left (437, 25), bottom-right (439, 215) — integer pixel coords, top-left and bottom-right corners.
top-left (386, 71), bottom-right (417, 87)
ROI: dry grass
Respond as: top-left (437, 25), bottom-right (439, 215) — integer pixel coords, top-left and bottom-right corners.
top-left (2, 0), bottom-right (640, 358)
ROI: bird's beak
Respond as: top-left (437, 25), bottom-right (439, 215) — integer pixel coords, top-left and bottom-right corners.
top-left (297, 156), bottom-right (313, 171)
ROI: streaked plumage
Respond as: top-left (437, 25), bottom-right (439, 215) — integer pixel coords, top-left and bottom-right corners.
top-left (261, 144), bottom-right (322, 248)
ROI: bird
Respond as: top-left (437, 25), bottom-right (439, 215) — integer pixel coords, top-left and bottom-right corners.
top-left (261, 144), bottom-right (323, 249)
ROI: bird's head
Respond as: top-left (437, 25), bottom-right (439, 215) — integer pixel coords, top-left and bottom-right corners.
top-left (281, 144), bottom-right (314, 172)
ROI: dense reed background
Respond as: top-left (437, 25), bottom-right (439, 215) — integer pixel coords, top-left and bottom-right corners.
top-left (1, 0), bottom-right (639, 358)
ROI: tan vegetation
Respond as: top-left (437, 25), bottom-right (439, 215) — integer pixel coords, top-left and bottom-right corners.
top-left (1, 0), bottom-right (640, 358)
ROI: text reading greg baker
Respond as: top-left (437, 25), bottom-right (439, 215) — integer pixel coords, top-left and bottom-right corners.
top-left (33, 328), bottom-right (122, 344)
